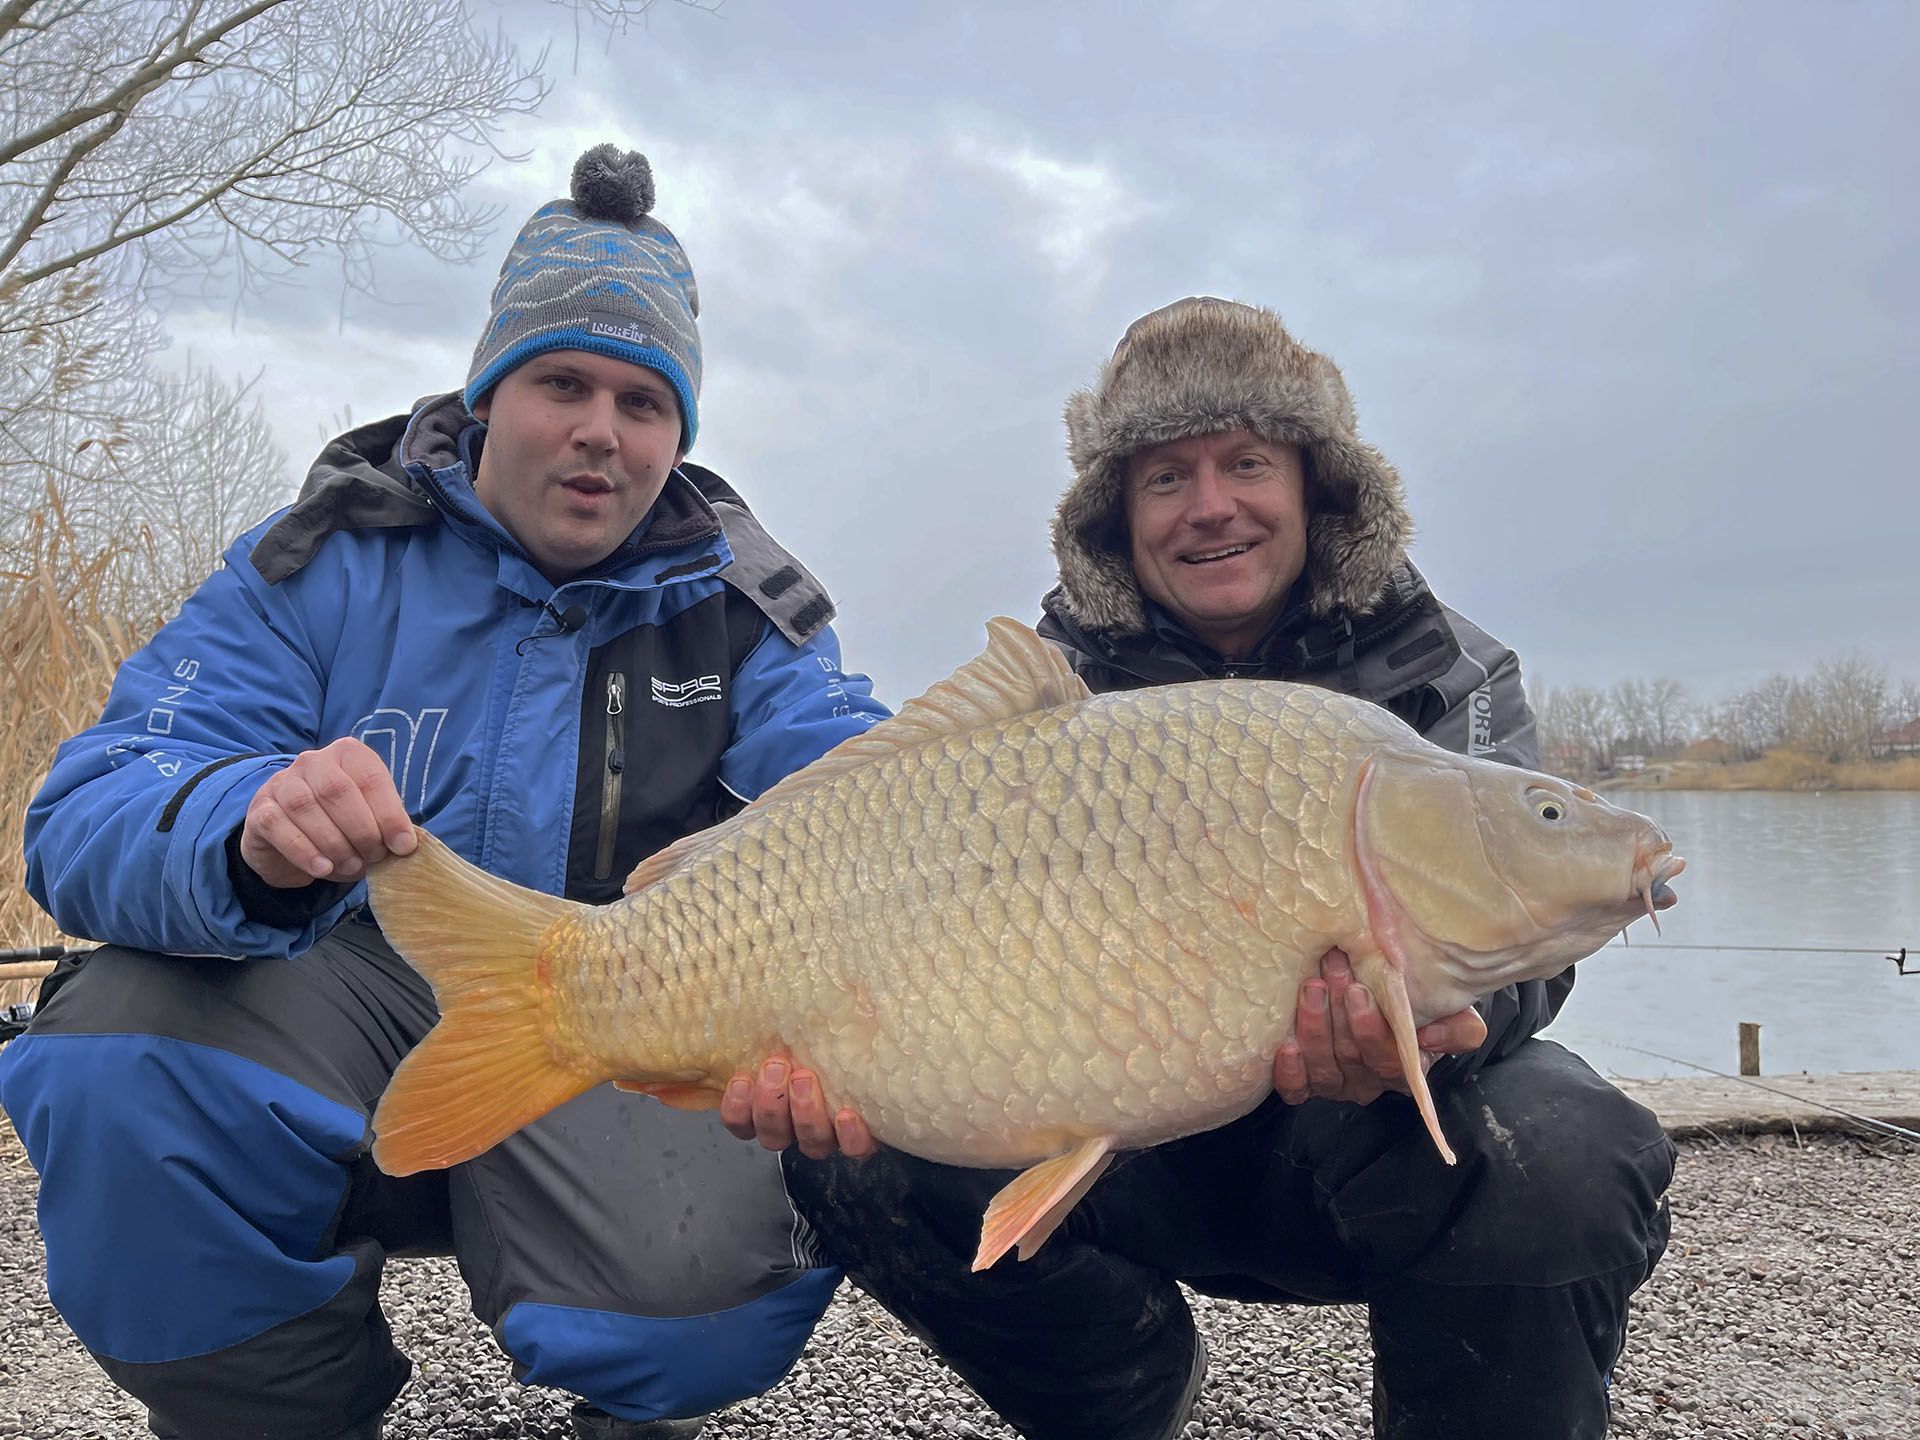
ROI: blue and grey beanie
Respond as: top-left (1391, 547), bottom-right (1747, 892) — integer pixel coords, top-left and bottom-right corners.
top-left (465, 143), bottom-right (702, 449)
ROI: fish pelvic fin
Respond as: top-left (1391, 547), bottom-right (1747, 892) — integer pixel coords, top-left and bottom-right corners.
top-left (613, 1080), bottom-right (725, 1111)
top-left (972, 1136), bottom-right (1115, 1272)
top-left (369, 827), bottom-right (596, 1176)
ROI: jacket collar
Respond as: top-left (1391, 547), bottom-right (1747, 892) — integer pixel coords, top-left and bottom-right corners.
top-left (1041, 560), bottom-right (1461, 704)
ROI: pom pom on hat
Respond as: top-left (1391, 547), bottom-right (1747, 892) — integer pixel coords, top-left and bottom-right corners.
top-left (571, 144), bottom-right (655, 226)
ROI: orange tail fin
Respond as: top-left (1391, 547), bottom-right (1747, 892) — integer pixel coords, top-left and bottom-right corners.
top-left (368, 828), bottom-right (598, 1176)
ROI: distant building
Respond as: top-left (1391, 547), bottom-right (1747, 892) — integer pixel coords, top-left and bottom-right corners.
top-left (1543, 742), bottom-right (1589, 775)
top-left (1870, 718), bottom-right (1920, 759)
top-left (1615, 753), bottom-right (1647, 773)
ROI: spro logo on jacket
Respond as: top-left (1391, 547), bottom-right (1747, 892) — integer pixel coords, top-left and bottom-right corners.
top-left (651, 673), bottom-right (723, 707)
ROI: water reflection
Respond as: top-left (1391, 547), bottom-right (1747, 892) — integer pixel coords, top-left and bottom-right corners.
top-left (1544, 791), bottom-right (1920, 1078)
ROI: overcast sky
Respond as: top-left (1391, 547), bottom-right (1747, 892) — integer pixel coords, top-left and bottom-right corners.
top-left (157, 0), bottom-right (1916, 714)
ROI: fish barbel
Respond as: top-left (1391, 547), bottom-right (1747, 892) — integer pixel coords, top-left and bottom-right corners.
top-left (370, 618), bottom-right (1683, 1270)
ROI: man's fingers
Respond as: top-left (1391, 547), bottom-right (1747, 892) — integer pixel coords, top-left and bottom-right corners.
top-left (1415, 1006), bottom-right (1489, 1056)
top-left (1324, 970), bottom-right (1366, 1070)
top-left (238, 742), bottom-right (415, 888)
top-left (750, 1058), bottom-right (796, 1152)
top-left (1296, 982), bottom-right (1346, 1094)
top-left (833, 1108), bottom-right (878, 1160)
top-left (1318, 949), bottom-right (1372, 1081)
top-left (786, 1069), bottom-right (840, 1160)
top-left (236, 809), bottom-right (323, 889)
top-left (719, 1074), bottom-right (756, 1142)
top-left (303, 765), bottom-right (392, 871)
top-left (1343, 985), bottom-right (1404, 1082)
top-left (248, 780), bottom-right (353, 878)
top-left (721, 1053), bottom-right (867, 1158)
top-left (1273, 1042), bottom-right (1311, 1105)
top-left (333, 740), bottom-right (416, 855)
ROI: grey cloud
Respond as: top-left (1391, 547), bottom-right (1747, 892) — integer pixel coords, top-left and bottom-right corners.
top-left (197, 0), bottom-right (1914, 706)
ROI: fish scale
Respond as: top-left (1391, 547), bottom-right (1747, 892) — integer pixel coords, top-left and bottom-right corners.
top-left (369, 616), bottom-right (1682, 1271)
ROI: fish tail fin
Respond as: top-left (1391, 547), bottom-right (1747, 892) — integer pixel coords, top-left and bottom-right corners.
top-left (1349, 947), bottom-right (1458, 1166)
top-left (369, 828), bottom-right (599, 1176)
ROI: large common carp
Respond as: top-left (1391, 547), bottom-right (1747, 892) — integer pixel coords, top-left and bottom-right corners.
top-left (370, 618), bottom-right (1682, 1270)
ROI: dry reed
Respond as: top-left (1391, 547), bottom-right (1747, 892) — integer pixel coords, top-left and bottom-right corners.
top-left (1, 487), bottom-right (166, 1007)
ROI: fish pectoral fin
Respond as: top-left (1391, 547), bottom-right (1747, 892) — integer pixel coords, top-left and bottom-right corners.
top-left (1348, 760), bottom-right (1458, 1168)
top-left (1346, 943), bottom-right (1458, 1167)
top-left (972, 1137), bottom-right (1115, 1273)
top-left (613, 1080), bottom-right (725, 1111)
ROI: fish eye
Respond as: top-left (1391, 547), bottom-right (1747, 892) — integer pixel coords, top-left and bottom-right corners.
top-left (1528, 790), bottom-right (1568, 822)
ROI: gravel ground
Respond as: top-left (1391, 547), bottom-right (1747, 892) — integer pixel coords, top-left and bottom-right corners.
top-left (3, 1124), bottom-right (1915, 1439)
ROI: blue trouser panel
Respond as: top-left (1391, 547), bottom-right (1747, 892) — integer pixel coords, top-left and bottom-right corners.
top-left (0, 923), bottom-right (836, 1440)
top-left (784, 1039), bottom-right (1677, 1440)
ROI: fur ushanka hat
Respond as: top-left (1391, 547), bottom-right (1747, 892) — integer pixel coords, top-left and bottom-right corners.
top-left (1051, 296), bottom-right (1415, 634)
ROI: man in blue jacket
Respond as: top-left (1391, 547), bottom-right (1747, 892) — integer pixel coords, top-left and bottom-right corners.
top-left (0, 145), bottom-right (888, 1440)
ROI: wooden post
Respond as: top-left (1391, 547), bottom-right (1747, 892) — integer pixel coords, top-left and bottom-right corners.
top-left (1739, 1022), bottom-right (1762, 1076)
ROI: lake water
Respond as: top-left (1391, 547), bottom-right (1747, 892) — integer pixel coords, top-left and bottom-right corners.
top-left (1543, 790), bottom-right (1920, 1079)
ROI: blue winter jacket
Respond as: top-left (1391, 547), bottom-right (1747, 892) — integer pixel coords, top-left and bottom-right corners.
top-left (23, 394), bottom-right (889, 958)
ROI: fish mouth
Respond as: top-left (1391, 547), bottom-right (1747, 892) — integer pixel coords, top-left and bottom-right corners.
top-left (1633, 849), bottom-right (1686, 931)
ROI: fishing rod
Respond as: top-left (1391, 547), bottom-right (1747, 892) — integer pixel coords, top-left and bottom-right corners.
top-left (1606, 940), bottom-right (1916, 975)
top-left (1604, 1040), bottom-right (1920, 1146)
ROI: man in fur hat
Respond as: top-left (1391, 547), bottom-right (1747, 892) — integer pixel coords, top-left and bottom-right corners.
top-left (784, 298), bottom-right (1678, 1440)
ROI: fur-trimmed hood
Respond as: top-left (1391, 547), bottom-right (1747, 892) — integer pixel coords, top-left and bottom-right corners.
top-left (1051, 296), bottom-right (1415, 635)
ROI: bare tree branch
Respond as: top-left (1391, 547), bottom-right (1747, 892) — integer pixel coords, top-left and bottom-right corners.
top-left (0, 109), bottom-right (130, 275)
top-left (0, 0), bottom-right (46, 44)
top-left (0, 0), bottom-right (585, 327)
top-left (0, 0), bottom-right (281, 169)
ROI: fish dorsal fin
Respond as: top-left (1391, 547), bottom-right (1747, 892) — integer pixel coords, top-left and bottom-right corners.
top-left (743, 616), bottom-right (1091, 813)
top-left (884, 615), bottom-right (1091, 737)
top-left (626, 618), bottom-right (1088, 897)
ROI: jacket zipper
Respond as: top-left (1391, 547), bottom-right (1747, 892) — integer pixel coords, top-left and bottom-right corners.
top-left (594, 671), bottom-right (626, 881)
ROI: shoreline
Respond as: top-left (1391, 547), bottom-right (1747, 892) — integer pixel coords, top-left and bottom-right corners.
top-left (1589, 754), bottom-right (1920, 793)
top-left (1612, 1068), bottom-right (1920, 1142)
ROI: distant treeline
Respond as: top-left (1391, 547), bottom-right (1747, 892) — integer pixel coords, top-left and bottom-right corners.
top-left (1531, 657), bottom-right (1919, 779)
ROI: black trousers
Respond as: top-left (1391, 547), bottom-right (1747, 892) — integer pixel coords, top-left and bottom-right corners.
top-left (784, 1039), bottom-right (1675, 1440)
